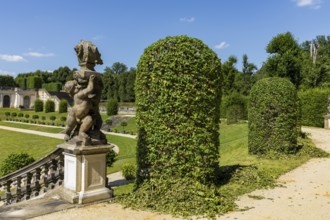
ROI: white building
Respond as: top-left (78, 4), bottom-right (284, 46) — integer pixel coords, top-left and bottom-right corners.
top-left (0, 87), bottom-right (72, 111)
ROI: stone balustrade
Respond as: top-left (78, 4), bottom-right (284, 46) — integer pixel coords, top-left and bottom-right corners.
top-left (0, 148), bottom-right (64, 205)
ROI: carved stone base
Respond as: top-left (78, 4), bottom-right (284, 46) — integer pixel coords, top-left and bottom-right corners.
top-left (324, 114), bottom-right (330, 129)
top-left (57, 143), bottom-right (113, 204)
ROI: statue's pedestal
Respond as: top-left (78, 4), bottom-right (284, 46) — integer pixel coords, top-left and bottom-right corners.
top-left (324, 115), bottom-right (330, 129)
top-left (57, 143), bottom-right (113, 204)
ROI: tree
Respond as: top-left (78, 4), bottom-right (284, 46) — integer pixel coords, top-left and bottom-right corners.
top-left (132, 35), bottom-right (222, 217)
top-left (106, 98), bottom-right (118, 116)
top-left (222, 56), bottom-right (238, 95)
top-left (263, 32), bottom-right (302, 87)
top-left (235, 54), bottom-right (257, 95)
top-left (0, 75), bottom-right (16, 87)
top-left (111, 62), bottom-right (128, 75)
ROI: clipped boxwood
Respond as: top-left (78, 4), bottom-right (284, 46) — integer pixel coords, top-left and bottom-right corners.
top-left (298, 88), bottom-right (330, 127)
top-left (248, 77), bottom-right (298, 156)
top-left (106, 98), bottom-right (118, 116)
top-left (59, 99), bottom-right (68, 113)
top-left (45, 99), bottom-right (55, 113)
top-left (224, 93), bottom-right (248, 124)
top-left (0, 153), bottom-right (35, 176)
top-left (34, 99), bottom-right (44, 112)
top-left (130, 35), bottom-right (222, 217)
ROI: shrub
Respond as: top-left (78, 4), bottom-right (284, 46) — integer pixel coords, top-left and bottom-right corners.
top-left (5, 112), bottom-right (10, 117)
top-left (224, 92), bottom-right (248, 124)
top-left (49, 115), bottom-right (56, 121)
top-left (18, 113), bottom-right (24, 118)
top-left (59, 99), bottom-right (68, 113)
top-left (45, 99), bottom-right (55, 113)
top-left (32, 115), bottom-right (39, 120)
top-left (120, 121), bottom-right (128, 133)
top-left (106, 149), bottom-right (117, 167)
top-left (298, 88), bottom-right (330, 127)
top-left (42, 82), bottom-right (62, 92)
top-left (122, 163), bottom-right (136, 180)
top-left (130, 35), bottom-right (222, 217)
top-left (60, 116), bottom-right (67, 122)
top-left (106, 98), bottom-right (118, 116)
top-left (248, 77), bottom-right (298, 156)
top-left (0, 153), bottom-right (35, 176)
top-left (11, 112), bottom-right (17, 118)
top-left (24, 114), bottom-right (30, 119)
top-left (34, 99), bottom-right (44, 112)
top-left (41, 116), bottom-right (46, 121)
top-left (26, 76), bottom-right (42, 89)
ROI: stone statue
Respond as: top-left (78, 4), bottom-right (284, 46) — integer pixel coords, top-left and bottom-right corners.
top-left (64, 40), bottom-right (107, 146)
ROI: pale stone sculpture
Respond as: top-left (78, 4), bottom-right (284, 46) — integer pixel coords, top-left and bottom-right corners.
top-left (64, 40), bottom-right (107, 146)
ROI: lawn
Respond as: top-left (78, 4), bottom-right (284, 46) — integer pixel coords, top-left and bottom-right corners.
top-left (0, 121), bottom-right (65, 133)
top-left (0, 129), bottom-right (63, 166)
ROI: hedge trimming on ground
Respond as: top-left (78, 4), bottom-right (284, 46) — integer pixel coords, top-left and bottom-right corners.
top-left (298, 88), bottom-right (330, 127)
top-left (248, 77), bottom-right (298, 156)
top-left (125, 35), bottom-right (222, 217)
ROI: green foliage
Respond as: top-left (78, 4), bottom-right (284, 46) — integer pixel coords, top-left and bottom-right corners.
top-left (45, 99), bottom-right (55, 113)
top-left (15, 77), bottom-right (26, 89)
top-left (298, 88), bottom-right (330, 127)
top-left (224, 93), bottom-right (248, 124)
top-left (248, 77), bottom-right (299, 156)
top-left (42, 82), bottom-right (62, 92)
top-left (34, 99), bottom-right (44, 112)
top-left (24, 114), bottom-right (30, 119)
top-left (60, 116), bottom-right (67, 122)
top-left (131, 35), bottom-right (222, 217)
top-left (59, 99), bottom-right (68, 113)
top-left (106, 149), bottom-right (117, 167)
top-left (11, 112), bottom-right (17, 117)
top-left (0, 153), bottom-right (35, 176)
top-left (26, 76), bottom-right (42, 89)
top-left (106, 98), bottom-right (118, 116)
top-left (5, 112), bottom-right (10, 117)
top-left (264, 32), bottom-right (302, 87)
top-left (32, 115), bottom-right (39, 120)
top-left (0, 75), bottom-right (16, 87)
top-left (122, 163), bottom-right (136, 180)
top-left (18, 113), bottom-right (23, 118)
top-left (49, 115), bottom-right (56, 121)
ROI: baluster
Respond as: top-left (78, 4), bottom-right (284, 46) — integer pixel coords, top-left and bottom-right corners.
top-left (42, 164), bottom-right (49, 193)
top-left (34, 168), bottom-right (41, 197)
top-left (16, 176), bottom-right (22, 203)
top-left (48, 159), bottom-right (57, 189)
top-left (24, 173), bottom-right (32, 200)
top-left (56, 155), bottom-right (64, 186)
top-left (5, 180), bottom-right (12, 205)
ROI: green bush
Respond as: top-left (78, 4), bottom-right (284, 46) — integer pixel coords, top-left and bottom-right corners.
top-left (32, 115), bottom-right (39, 120)
top-left (130, 35), bottom-right (222, 217)
top-left (11, 112), bottom-right (17, 118)
top-left (106, 98), bottom-right (118, 116)
top-left (122, 163), bottom-right (136, 180)
top-left (42, 82), bottom-right (62, 92)
top-left (26, 76), bottom-right (42, 89)
top-left (298, 88), bottom-right (330, 127)
top-left (34, 99), bottom-right (44, 112)
top-left (60, 116), bottom-right (67, 122)
top-left (18, 113), bottom-right (24, 118)
top-left (49, 115), bottom-right (56, 121)
top-left (0, 153), bottom-right (35, 176)
top-left (5, 112), bottom-right (10, 117)
top-left (45, 99), bottom-right (55, 113)
top-left (248, 77), bottom-right (298, 156)
top-left (59, 99), bottom-right (68, 113)
top-left (24, 114), bottom-right (30, 119)
top-left (224, 93), bottom-right (248, 124)
top-left (106, 149), bottom-right (117, 167)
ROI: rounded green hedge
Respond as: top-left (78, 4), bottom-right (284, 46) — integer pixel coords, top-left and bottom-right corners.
top-left (59, 99), bottom-right (68, 113)
top-left (132, 35), bottom-right (222, 217)
top-left (45, 99), bottom-right (55, 113)
top-left (298, 88), bottom-right (330, 127)
top-left (248, 77), bottom-right (298, 155)
top-left (34, 99), bottom-right (44, 112)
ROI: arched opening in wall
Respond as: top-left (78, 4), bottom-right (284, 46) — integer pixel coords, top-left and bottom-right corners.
top-left (3, 95), bottom-right (10, 108)
top-left (23, 96), bottom-right (30, 109)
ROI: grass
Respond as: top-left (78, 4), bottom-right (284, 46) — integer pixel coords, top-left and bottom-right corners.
top-left (0, 121), bottom-right (65, 133)
top-left (0, 129), bottom-right (63, 167)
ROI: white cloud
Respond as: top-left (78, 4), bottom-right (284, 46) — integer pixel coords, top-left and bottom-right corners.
top-left (292, 0), bottom-right (322, 9)
top-left (25, 52), bottom-right (55, 57)
top-left (214, 42), bottom-right (230, 50)
top-left (0, 69), bottom-right (17, 76)
top-left (0, 54), bottom-right (25, 62)
top-left (180, 17), bottom-right (195, 23)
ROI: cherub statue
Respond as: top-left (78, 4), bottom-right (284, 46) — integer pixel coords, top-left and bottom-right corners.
top-left (63, 40), bottom-right (107, 146)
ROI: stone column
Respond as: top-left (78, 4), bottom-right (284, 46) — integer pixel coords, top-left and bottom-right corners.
top-left (324, 115), bottom-right (330, 129)
top-left (57, 143), bottom-right (113, 204)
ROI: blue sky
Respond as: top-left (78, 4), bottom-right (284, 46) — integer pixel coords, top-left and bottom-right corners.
top-left (0, 0), bottom-right (328, 77)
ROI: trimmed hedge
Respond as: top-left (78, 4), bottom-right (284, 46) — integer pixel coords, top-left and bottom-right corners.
top-left (34, 99), bottom-right (44, 112)
top-left (45, 99), bottom-right (55, 113)
top-left (298, 88), bottom-right (330, 127)
top-left (248, 77), bottom-right (298, 156)
top-left (0, 153), bottom-right (35, 176)
top-left (59, 99), bottom-right (68, 113)
top-left (106, 98), bottom-right (118, 116)
top-left (130, 35), bottom-right (222, 217)
top-left (26, 76), bottom-right (42, 89)
top-left (42, 82), bottom-right (62, 92)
